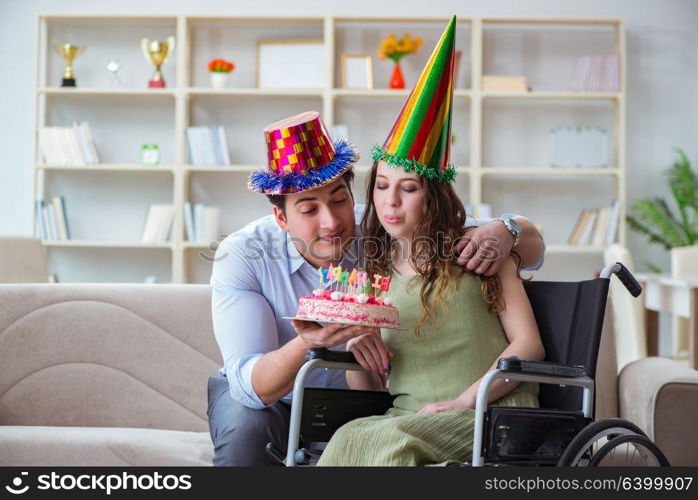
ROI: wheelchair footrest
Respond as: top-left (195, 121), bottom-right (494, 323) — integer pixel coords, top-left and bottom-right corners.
top-left (484, 407), bottom-right (591, 465)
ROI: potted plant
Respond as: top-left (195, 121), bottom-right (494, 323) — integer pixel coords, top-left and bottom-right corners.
top-left (377, 33), bottom-right (423, 89)
top-left (626, 148), bottom-right (698, 272)
top-left (208, 58), bottom-right (235, 89)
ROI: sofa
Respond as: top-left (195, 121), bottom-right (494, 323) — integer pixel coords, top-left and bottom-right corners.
top-left (0, 283), bottom-right (696, 466)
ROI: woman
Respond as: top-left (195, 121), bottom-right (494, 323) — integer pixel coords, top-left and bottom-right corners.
top-left (315, 160), bottom-right (545, 466)
top-left (315, 15), bottom-right (544, 466)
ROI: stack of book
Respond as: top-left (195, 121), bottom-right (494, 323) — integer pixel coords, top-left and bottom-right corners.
top-left (568, 200), bottom-right (622, 246)
top-left (38, 122), bottom-right (101, 165)
top-left (141, 205), bottom-right (175, 243)
top-left (185, 126), bottom-right (231, 165)
top-left (183, 201), bottom-right (220, 244)
top-left (36, 197), bottom-right (70, 241)
top-left (569, 54), bottom-right (620, 92)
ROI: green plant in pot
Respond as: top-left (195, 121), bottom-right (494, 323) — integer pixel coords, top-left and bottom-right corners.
top-left (626, 148), bottom-right (698, 273)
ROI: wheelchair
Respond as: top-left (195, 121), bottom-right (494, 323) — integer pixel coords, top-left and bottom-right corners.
top-left (266, 262), bottom-right (670, 467)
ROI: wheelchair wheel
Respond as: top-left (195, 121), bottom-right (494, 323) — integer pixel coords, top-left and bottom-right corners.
top-left (557, 418), bottom-right (648, 466)
top-left (588, 434), bottom-right (670, 466)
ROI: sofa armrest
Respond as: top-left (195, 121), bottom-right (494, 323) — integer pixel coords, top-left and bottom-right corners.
top-left (619, 356), bottom-right (698, 465)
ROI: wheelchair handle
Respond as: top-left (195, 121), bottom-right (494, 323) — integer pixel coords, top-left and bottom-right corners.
top-left (600, 262), bottom-right (642, 297)
top-left (306, 348), bottom-right (359, 365)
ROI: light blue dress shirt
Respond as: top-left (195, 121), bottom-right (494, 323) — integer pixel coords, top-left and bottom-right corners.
top-left (210, 204), bottom-right (544, 409)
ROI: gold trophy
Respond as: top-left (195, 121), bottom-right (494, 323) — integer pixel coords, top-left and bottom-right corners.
top-left (141, 36), bottom-right (175, 88)
top-left (53, 44), bottom-right (86, 87)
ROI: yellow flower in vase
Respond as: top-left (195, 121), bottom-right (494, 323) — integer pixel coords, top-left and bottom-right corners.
top-left (377, 33), bottom-right (423, 89)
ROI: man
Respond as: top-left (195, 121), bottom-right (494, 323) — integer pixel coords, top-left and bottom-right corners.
top-left (207, 111), bottom-right (545, 465)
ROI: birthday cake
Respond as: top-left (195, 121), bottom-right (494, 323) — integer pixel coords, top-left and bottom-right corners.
top-left (294, 267), bottom-right (400, 328)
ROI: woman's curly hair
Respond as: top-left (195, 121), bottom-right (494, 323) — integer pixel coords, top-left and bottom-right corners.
top-left (360, 160), bottom-right (528, 336)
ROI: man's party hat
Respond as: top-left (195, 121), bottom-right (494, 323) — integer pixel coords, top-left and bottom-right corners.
top-left (248, 111), bottom-right (359, 195)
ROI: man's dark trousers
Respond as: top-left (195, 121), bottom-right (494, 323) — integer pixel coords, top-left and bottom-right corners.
top-left (207, 375), bottom-right (291, 466)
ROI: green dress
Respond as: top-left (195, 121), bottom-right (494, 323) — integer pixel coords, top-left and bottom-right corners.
top-left (317, 270), bottom-right (539, 466)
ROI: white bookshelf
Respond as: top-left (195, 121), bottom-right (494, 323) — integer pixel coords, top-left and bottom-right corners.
top-left (34, 14), bottom-right (625, 283)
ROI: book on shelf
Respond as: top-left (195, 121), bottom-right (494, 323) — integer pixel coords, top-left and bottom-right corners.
top-left (567, 200), bottom-right (622, 246)
top-left (577, 208), bottom-right (599, 245)
top-left (44, 203), bottom-right (57, 241)
top-left (591, 206), bottom-right (611, 246)
top-left (569, 54), bottom-right (619, 92)
top-left (52, 196), bottom-right (69, 240)
top-left (203, 206), bottom-right (221, 243)
top-left (568, 208), bottom-right (596, 245)
top-left (184, 202), bottom-right (220, 244)
top-left (605, 200), bottom-right (622, 246)
top-left (38, 122), bottom-right (101, 165)
top-left (185, 126), bottom-right (231, 166)
top-left (141, 204), bottom-right (175, 243)
top-left (35, 196), bottom-right (70, 241)
top-left (183, 201), bottom-right (196, 242)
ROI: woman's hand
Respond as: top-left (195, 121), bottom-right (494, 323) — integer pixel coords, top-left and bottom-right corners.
top-left (346, 329), bottom-right (393, 375)
top-left (416, 393), bottom-right (475, 414)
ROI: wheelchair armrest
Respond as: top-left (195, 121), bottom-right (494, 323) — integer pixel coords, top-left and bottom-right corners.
top-left (305, 348), bottom-right (359, 365)
top-left (497, 357), bottom-right (587, 378)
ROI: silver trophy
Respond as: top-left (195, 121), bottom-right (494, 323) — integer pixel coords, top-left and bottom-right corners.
top-left (106, 59), bottom-right (122, 87)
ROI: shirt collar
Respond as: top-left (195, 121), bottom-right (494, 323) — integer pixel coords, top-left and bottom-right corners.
top-left (285, 232), bottom-right (306, 275)
top-left (285, 228), bottom-right (362, 276)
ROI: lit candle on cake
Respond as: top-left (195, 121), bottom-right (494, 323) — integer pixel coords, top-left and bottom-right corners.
top-left (372, 274), bottom-right (383, 297)
top-left (339, 271), bottom-right (349, 293)
top-left (331, 266), bottom-right (343, 291)
top-left (357, 271), bottom-right (368, 292)
top-left (348, 269), bottom-right (358, 297)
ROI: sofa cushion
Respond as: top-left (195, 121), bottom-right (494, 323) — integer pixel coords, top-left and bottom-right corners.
top-left (0, 426), bottom-right (213, 466)
top-left (0, 284), bottom-right (222, 431)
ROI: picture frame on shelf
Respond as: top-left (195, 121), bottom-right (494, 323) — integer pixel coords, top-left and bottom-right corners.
top-left (549, 126), bottom-right (609, 168)
top-left (341, 54), bottom-right (373, 89)
top-left (481, 75), bottom-right (527, 92)
top-left (256, 39), bottom-right (325, 89)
